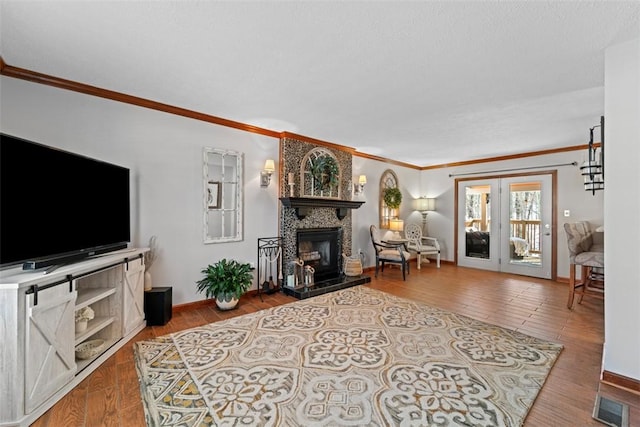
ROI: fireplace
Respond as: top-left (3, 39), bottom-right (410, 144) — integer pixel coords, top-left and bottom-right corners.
top-left (283, 226), bottom-right (371, 299)
top-left (297, 227), bottom-right (342, 282)
top-left (279, 137), bottom-right (371, 299)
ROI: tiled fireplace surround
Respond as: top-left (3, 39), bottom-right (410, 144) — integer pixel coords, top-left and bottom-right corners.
top-left (279, 137), bottom-right (370, 298)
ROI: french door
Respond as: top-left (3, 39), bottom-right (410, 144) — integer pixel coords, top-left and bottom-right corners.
top-left (456, 173), bottom-right (554, 279)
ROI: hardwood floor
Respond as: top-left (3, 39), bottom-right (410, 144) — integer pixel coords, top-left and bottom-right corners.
top-left (32, 264), bottom-right (639, 426)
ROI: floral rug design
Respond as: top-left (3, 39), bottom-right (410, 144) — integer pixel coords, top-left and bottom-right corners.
top-left (134, 286), bottom-right (562, 426)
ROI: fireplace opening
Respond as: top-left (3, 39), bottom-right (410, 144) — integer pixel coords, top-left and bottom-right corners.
top-left (297, 227), bottom-right (342, 282)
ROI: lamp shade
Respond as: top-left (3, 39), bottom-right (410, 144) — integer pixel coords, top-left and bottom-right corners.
top-left (358, 175), bottom-right (367, 185)
top-left (413, 197), bottom-right (435, 212)
top-left (263, 159), bottom-right (275, 173)
top-left (389, 218), bottom-right (404, 232)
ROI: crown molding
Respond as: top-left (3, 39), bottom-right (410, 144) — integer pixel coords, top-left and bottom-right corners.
top-left (0, 57), bottom-right (280, 139)
top-left (0, 57), bottom-right (593, 171)
top-left (420, 143), bottom-right (599, 171)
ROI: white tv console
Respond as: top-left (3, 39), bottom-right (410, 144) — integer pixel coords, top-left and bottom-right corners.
top-left (0, 248), bottom-right (148, 427)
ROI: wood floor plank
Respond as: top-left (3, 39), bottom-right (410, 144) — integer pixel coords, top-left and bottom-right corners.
top-left (86, 386), bottom-right (119, 427)
top-left (86, 356), bottom-right (117, 391)
top-left (41, 386), bottom-right (87, 427)
top-left (117, 378), bottom-right (144, 414)
top-left (119, 401), bottom-right (146, 427)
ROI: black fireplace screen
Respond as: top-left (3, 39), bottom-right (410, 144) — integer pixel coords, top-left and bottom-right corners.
top-left (296, 227), bottom-right (342, 282)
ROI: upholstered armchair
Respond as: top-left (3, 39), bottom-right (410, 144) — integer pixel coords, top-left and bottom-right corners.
top-left (563, 221), bottom-right (604, 309)
top-left (369, 225), bottom-right (411, 280)
top-left (404, 223), bottom-right (441, 269)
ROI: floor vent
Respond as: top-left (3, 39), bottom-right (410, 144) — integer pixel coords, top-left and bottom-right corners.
top-left (593, 394), bottom-right (629, 427)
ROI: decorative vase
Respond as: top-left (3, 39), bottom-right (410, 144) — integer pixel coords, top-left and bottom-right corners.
top-left (144, 270), bottom-right (153, 291)
top-left (75, 320), bottom-right (88, 333)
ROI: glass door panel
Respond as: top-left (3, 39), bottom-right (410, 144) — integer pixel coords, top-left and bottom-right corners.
top-left (457, 179), bottom-right (499, 271)
top-left (507, 181), bottom-right (541, 265)
top-left (500, 175), bottom-right (552, 279)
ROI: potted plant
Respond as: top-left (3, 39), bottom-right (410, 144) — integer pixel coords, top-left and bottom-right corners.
top-left (75, 306), bottom-right (94, 333)
top-left (196, 258), bottom-right (253, 310)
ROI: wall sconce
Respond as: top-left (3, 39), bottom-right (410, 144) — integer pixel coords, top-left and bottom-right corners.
top-left (353, 175), bottom-right (367, 194)
top-left (580, 116), bottom-right (604, 195)
top-left (389, 218), bottom-right (404, 240)
top-left (260, 159), bottom-right (275, 187)
top-left (412, 197), bottom-right (436, 235)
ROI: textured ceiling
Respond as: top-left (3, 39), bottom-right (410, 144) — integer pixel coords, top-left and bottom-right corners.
top-left (1, 1), bottom-right (639, 167)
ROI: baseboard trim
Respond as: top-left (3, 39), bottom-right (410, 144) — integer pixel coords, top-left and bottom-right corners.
top-left (172, 298), bottom-right (215, 313)
top-left (602, 370), bottom-right (640, 395)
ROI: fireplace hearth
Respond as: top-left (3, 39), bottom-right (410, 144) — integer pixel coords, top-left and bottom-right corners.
top-left (282, 274), bottom-right (371, 299)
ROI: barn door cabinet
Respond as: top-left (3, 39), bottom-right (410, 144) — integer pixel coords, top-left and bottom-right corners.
top-left (0, 249), bottom-right (148, 427)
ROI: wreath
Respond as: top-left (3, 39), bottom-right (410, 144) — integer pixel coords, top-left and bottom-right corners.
top-left (383, 187), bottom-right (402, 209)
top-left (310, 155), bottom-right (339, 191)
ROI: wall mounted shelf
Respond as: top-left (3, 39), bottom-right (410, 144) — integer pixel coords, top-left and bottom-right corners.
top-left (279, 197), bottom-right (365, 220)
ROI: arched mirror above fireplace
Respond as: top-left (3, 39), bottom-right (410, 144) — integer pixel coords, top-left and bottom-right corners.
top-left (301, 148), bottom-right (341, 199)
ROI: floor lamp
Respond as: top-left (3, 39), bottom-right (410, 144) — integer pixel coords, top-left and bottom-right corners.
top-left (413, 197), bottom-right (436, 235)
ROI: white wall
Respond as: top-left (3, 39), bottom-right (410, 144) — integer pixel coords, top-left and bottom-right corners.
top-left (0, 74), bottom-right (427, 303)
top-left (3, 40), bottom-right (635, 388)
top-left (0, 70), bottom-right (610, 307)
top-left (1, 77), bottom-right (280, 305)
top-left (351, 156), bottom-right (421, 268)
top-left (420, 152), bottom-right (604, 278)
top-left (603, 37), bottom-right (640, 381)
top-left (351, 147), bottom-right (604, 282)
top-left (0, 74), bottom-right (604, 296)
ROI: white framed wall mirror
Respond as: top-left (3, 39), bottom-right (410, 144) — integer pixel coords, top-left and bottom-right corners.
top-left (203, 148), bottom-right (243, 243)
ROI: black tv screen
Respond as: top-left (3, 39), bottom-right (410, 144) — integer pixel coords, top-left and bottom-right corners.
top-left (0, 133), bottom-right (130, 269)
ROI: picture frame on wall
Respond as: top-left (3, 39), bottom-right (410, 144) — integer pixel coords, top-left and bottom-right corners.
top-left (207, 181), bottom-right (221, 209)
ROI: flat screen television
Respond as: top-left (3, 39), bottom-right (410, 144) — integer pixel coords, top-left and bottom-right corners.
top-left (1, 133), bottom-right (130, 270)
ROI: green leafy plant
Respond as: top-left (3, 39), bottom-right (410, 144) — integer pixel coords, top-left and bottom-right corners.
top-left (196, 259), bottom-right (253, 302)
top-left (310, 155), bottom-right (339, 191)
top-left (383, 187), bottom-right (403, 209)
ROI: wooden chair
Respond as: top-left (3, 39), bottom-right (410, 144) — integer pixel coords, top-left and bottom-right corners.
top-left (369, 225), bottom-right (411, 280)
top-left (563, 221), bottom-right (604, 309)
top-left (404, 222), bottom-right (441, 269)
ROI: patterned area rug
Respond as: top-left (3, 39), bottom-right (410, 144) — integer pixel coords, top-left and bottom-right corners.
top-left (134, 286), bottom-right (563, 426)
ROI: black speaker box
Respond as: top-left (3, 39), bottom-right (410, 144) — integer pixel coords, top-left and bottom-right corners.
top-left (144, 287), bottom-right (172, 326)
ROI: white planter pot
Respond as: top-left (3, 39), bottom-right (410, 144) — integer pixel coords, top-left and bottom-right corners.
top-left (75, 320), bottom-right (88, 333)
top-left (215, 296), bottom-right (238, 311)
